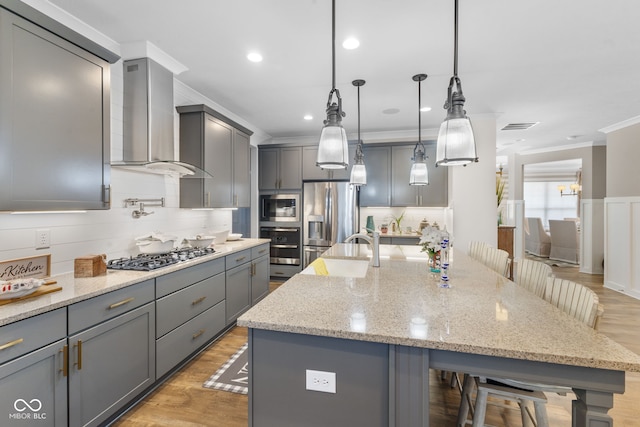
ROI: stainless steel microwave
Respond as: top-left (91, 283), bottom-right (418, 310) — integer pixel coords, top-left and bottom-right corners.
top-left (259, 194), bottom-right (300, 222)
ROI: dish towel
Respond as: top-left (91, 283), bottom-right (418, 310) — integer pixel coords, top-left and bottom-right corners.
top-left (310, 258), bottom-right (329, 276)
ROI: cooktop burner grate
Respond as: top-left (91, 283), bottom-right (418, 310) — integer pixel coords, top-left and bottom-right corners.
top-left (107, 247), bottom-right (215, 271)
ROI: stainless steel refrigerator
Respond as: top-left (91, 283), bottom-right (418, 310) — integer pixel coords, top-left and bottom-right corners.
top-left (302, 181), bottom-right (357, 267)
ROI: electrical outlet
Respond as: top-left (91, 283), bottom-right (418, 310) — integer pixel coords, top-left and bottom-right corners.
top-left (305, 369), bottom-right (336, 393)
top-left (36, 229), bottom-right (51, 249)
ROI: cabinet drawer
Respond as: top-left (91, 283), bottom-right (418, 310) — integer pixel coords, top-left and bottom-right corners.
top-left (156, 301), bottom-right (225, 378)
top-left (226, 249), bottom-right (251, 269)
top-left (252, 244), bottom-right (270, 259)
top-left (156, 258), bottom-right (225, 298)
top-left (269, 264), bottom-right (301, 278)
top-left (156, 272), bottom-right (225, 338)
top-left (0, 308), bottom-right (66, 365)
top-left (68, 279), bottom-right (155, 334)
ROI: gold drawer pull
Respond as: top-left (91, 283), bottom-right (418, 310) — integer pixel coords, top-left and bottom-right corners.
top-left (60, 345), bottom-right (68, 377)
top-left (0, 338), bottom-right (23, 351)
top-left (108, 297), bottom-right (135, 310)
top-left (258, 249), bottom-right (267, 254)
top-left (236, 256), bottom-right (247, 263)
top-left (192, 296), bottom-right (207, 305)
top-left (192, 329), bottom-right (205, 340)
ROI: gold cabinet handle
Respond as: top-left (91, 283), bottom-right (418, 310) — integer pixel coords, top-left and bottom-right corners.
top-left (206, 192), bottom-right (211, 207)
top-left (108, 297), bottom-right (135, 310)
top-left (251, 263), bottom-right (256, 276)
top-left (258, 248), bottom-right (267, 254)
top-left (60, 345), bottom-right (69, 377)
top-left (236, 256), bottom-right (247, 263)
top-left (192, 329), bottom-right (205, 340)
top-left (74, 340), bottom-right (83, 370)
top-left (192, 296), bottom-right (207, 305)
top-left (0, 338), bottom-right (23, 351)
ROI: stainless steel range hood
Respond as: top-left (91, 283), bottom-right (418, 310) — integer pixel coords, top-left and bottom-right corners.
top-left (112, 57), bottom-right (209, 177)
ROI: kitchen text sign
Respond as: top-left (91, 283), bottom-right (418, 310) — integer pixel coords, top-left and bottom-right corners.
top-left (0, 254), bottom-right (51, 280)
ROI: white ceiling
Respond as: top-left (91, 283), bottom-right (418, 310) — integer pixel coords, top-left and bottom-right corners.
top-left (45, 0), bottom-right (640, 154)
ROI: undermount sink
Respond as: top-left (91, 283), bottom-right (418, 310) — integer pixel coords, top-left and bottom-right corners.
top-left (301, 258), bottom-right (370, 278)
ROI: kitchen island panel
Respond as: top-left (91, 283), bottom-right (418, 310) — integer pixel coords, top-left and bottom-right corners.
top-left (249, 329), bottom-right (389, 427)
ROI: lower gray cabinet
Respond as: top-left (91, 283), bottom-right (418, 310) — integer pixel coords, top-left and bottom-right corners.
top-left (251, 255), bottom-right (270, 305)
top-left (226, 261), bottom-right (252, 324)
top-left (68, 283), bottom-right (156, 427)
top-left (0, 308), bottom-right (67, 427)
top-left (156, 302), bottom-right (225, 378)
top-left (0, 339), bottom-right (67, 426)
top-left (68, 302), bottom-right (155, 427)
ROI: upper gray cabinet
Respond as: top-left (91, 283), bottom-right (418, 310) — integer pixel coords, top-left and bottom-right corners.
top-left (0, 6), bottom-right (114, 211)
top-left (259, 146), bottom-right (302, 191)
top-left (302, 145), bottom-right (355, 181)
top-left (178, 105), bottom-right (252, 208)
top-left (359, 145), bottom-right (391, 207)
top-left (391, 144), bottom-right (448, 207)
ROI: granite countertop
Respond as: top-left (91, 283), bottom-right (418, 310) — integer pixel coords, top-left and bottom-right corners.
top-left (1, 238), bottom-right (270, 326)
top-left (238, 243), bottom-right (640, 372)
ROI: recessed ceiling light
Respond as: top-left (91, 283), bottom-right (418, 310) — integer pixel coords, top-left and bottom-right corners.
top-left (342, 38), bottom-right (360, 50)
top-left (382, 108), bottom-right (400, 115)
top-left (515, 138), bottom-right (526, 142)
top-left (304, 115), bottom-right (313, 121)
top-left (420, 106), bottom-right (432, 112)
top-left (247, 52), bottom-right (263, 63)
top-left (566, 135), bottom-right (581, 140)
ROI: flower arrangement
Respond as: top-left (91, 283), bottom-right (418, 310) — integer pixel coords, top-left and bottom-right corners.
top-left (419, 226), bottom-right (450, 273)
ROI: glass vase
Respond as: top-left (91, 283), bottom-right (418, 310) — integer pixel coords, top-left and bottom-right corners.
top-left (428, 251), bottom-right (440, 273)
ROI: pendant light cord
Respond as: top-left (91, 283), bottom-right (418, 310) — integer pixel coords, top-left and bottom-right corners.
top-left (453, 0), bottom-right (459, 77)
top-left (332, 0), bottom-right (336, 90)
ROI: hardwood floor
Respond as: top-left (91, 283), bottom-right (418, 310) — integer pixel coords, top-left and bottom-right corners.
top-left (113, 274), bottom-right (640, 427)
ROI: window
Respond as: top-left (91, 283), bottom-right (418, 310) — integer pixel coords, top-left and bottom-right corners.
top-left (524, 181), bottom-right (578, 229)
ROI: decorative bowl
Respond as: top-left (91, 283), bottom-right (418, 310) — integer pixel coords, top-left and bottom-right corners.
top-left (210, 230), bottom-right (230, 244)
top-left (227, 233), bottom-right (242, 241)
top-left (185, 235), bottom-right (215, 248)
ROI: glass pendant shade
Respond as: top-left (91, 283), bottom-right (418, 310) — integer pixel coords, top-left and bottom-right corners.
top-left (317, 123), bottom-right (348, 169)
top-left (436, 116), bottom-right (477, 166)
top-left (350, 162), bottom-right (367, 186)
top-left (409, 150), bottom-right (429, 185)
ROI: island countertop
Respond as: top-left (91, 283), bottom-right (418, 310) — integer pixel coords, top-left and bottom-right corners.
top-left (238, 243), bottom-right (640, 373)
top-left (1, 238), bottom-right (270, 326)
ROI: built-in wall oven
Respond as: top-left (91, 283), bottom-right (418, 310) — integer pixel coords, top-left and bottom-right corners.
top-left (259, 226), bottom-right (301, 266)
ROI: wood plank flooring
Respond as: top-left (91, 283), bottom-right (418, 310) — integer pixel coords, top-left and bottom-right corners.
top-left (112, 271), bottom-right (640, 427)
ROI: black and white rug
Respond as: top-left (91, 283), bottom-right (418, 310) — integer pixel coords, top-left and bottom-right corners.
top-left (203, 343), bottom-right (248, 395)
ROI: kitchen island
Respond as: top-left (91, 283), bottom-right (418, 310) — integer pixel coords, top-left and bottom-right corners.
top-left (238, 244), bottom-right (640, 427)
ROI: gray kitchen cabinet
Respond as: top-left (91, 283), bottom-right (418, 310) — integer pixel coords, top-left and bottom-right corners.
top-left (226, 261), bottom-right (252, 325)
top-left (67, 280), bottom-right (155, 427)
top-left (155, 258), bottom-right (227, 378)
top-left (0, 308), bottom-right (67, 427)
top-left (178, 105), bottom-right (253, 208)
top-left (391, 144), bottom-right (448, 207)
top-left (359, 145), bottom-right (392, 207)
top-left (251, 249), bottom-right (270, 305)
top-left (259, 146), bottom-right (302, 191)
top-left (302, 145), bottom-right (355, 181)
top-left (0, 7), bottom-right (112, 211)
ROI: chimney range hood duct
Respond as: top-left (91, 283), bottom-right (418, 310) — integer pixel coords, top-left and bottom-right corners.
top-left (113, 57), bottom-right (209, 178)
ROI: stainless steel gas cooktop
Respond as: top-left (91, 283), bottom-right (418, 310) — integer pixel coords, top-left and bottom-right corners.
top-left (107, 247), bottom-right (215, 271)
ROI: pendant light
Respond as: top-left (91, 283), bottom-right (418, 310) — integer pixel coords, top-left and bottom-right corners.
top-left (435, 0), bottom-right (479, 166)
top-left (316, 0), bottom-right (348, 170)
top-left (350, 79), bottom-right (366, 186)
top-left (409, 74), bottom-right (429, 186)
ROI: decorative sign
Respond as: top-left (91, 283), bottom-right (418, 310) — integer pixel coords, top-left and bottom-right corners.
top-left (0, 254), bottom-right (51, 280)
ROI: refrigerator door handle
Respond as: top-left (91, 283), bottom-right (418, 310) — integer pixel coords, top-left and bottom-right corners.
top-left (324, 186), bottom-right (332, 242)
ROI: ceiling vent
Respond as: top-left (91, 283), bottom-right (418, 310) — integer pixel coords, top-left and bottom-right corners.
top-left (501, 122), bottom-right (539, 131)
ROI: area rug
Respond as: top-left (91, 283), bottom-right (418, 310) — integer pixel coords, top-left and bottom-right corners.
top-left (203, 343), bottom-right (248, 395)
